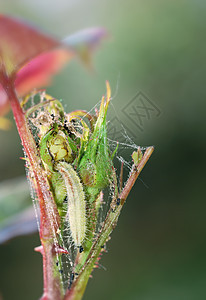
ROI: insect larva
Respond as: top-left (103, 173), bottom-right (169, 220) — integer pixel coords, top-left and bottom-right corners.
top-left (56, 162), bottom-right (86, 248)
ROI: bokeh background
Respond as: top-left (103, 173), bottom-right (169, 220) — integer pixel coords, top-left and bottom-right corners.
top-left (0, 0), bottom-right (206, 299)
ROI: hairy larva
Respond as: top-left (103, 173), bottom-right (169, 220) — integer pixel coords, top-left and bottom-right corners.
top-left (56, 162), bottom-right (86, 248)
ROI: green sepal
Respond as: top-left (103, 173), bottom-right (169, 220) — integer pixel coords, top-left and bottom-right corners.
top-left (78, 92), bottom-right (114, 201)
top-left (39, 129), bottom-right (54, 171)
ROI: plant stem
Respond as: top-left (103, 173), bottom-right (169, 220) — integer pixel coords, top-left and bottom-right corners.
top-left (2, 73), bottom-right (63, 300)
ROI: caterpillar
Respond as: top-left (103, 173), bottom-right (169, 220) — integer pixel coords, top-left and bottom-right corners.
top-left (56, 162), bottom-right (86, 248)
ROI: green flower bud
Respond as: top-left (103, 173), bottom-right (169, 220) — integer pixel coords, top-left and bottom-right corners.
top-left (39, 129), bottom-right (74, 171)
top-left (47, 131), bottom-right (73, 162)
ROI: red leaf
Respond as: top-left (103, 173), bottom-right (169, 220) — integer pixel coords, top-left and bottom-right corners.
top-left (15, 49), bottom-right (71, 97)
top-left (0, 15), bottom-right (107, 117)
top-left (0, 15), bottom-right (59, 76)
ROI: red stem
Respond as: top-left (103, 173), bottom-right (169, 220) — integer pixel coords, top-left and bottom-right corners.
top-left (120, 146), bottom-right (154, 204)
top-left (2, 73), bottom-right (62, 300)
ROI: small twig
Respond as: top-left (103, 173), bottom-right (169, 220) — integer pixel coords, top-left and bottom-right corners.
top-left (119, 161), bottom-right (124, 192)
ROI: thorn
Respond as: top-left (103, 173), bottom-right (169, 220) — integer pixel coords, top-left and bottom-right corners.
top-left (20, 157), bottom-right (27, 161)
top-left (34, 245), bottom-right (43, 254)
top-left (54, 245), bottom-right (69, 255)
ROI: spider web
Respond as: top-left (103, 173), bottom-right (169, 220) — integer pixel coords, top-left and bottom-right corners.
top-left (23, 93), bottom-right (74, 289)
top-left (24, 90), bottom-right (147, 290)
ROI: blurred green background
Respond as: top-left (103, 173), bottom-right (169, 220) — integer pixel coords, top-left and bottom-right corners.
top-left (1, 0), bottom-right (206, 299)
